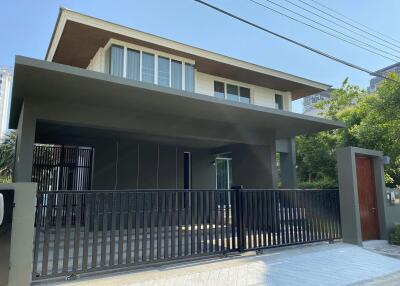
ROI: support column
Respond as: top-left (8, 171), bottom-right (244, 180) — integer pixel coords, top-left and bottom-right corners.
top-left (231, 143), bottom-right (276, 189)
top-left (13, 103), bottom-right (36, 182)
top-left (6, 183), bottom-right (37, 286)
top-left (280, 138), bottom-right (298, 189)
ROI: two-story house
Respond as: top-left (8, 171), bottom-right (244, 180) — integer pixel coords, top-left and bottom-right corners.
top-left (10, 8), bottom-right (343, 193)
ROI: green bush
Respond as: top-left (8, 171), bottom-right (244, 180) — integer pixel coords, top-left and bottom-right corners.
top-left (298, 177), bottom-right (338, 189)
top-left (390, 225), bottom-right (400, 245)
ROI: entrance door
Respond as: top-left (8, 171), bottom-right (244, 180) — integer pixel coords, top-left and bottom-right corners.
top-left (216, 157), bottom-right (232, 189)
top-left (356, 156), bottom-right (380, 240)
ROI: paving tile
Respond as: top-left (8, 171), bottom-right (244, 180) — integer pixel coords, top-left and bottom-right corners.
top-left (48, 243), bottom-right (400, 286)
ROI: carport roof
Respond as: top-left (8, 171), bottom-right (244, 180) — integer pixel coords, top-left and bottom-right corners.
top-left (10, 56), bottom-right (344, 142)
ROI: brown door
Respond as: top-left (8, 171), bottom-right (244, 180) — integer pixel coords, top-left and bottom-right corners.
top-left (356, 156), bottom-right (380, 240)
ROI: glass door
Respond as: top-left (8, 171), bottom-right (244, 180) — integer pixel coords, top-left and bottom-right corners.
top-left (216, 157), bottom-right (232, 190)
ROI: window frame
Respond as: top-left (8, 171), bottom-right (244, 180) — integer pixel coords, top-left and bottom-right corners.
top-left (275, 94), bottom-right (284, 110)
top-left (213, 81), bottom-right (252, 104)
top-left (109, 44), bottom-right (124, 77)
top-left (157, 55), bottom-right (170, 87)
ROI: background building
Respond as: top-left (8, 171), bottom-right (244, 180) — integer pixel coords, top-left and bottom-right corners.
top-left (0, 67), bottom-right (13, 139)
top-left (369, 63), bottom-right (400, 92)
top-left (302, 89), bottom-right (332, 117)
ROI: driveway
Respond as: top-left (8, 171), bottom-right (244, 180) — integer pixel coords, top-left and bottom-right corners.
top-left (42, 242), bottom-right (400, 286)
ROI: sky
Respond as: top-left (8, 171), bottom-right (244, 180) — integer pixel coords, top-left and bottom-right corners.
top-left (1, 0), bottom-right (400, 113)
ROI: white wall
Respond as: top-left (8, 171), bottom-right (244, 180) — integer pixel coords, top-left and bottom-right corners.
top-left (87, 40), bottom-right (292, 111)
top-left (195, 72), bottom-right (291, 110)
top-left (87, 47), bottom-right (105, 72)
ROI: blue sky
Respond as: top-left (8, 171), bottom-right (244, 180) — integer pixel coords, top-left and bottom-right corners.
top-left (1, 0), bottom-right (400, 112)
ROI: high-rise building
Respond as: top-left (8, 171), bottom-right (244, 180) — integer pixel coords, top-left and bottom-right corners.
top-left (369, 63), bottom-right (400, 92)
top-left (303, 89), bottom-right (332, 117)
top-left (0, 67), bottom-right (13, 139)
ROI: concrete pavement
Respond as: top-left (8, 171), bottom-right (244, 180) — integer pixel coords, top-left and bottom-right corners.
top-left (39, 242), bottom-right (400, 286)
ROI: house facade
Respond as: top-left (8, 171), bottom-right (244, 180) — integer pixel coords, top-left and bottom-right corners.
top-left (10, 8), bottom-right (343, 192)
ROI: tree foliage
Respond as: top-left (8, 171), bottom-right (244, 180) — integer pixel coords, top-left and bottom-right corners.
top-left (0, 130), bottom-right (16, 183)
top-left (297, 74), bottom-right (400, 188)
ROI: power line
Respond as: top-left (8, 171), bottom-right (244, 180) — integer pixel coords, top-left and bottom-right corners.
top-left (284, 0), bottom-right (400, 53)
top-left (247, 0), bottom-right (397, 62)
top-left (192, 0), bottom-right (399, 83)
top-left (307, 0), bottom-right (400, 46)
top-left (252, 0), bottom-right (400, 61)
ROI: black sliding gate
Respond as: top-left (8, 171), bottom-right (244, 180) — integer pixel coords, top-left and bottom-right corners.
top-left (32, 188), bottom-right (341, 281)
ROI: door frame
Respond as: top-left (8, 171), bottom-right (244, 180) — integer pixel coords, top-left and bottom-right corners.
top-left (215, 157), bottom-right (232, 190)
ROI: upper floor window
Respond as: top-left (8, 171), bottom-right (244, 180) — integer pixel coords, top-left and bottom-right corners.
top-left (142, 52), bottom-right (155, 83)
top-left (110, 45), bottom-right (124, 77)
top-left (171, 60), bottom-right (182, 89)
top-left (185, 64), bottom-right (195, 92)
top-left (275, 94), bottom-right (283, 110)
top-left (127, 49), bottom-right (140, 81)
top-left (107, 43), bottom-right (195, 92)
top-left (239, 87), bottom-right (250, 104)
top-left (214, 81), bottom-right (251, 104)
top-left (214, 81), bottom-right (225, 99)
top-left (158, 56), bottom-right (170, 87)
top-left (227, 84), bottom-right (239, 101)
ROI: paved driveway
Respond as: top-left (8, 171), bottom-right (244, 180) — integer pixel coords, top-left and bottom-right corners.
top-left (46, 242), bottom-right (400, 286)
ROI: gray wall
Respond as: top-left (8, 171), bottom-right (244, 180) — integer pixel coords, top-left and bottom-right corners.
top-left (337, 147), bottom-right (362, 245)
top-left (36, 134), bottom-right (216, 190)
top-left (385, 199), bottom-right (400, 235)
top-left (14, 99), bottom-right (279, 190)
top-left (230, 143), bottom-right (277, 189)
top-left (278, 138), bottom-right (298, 188)
top-left (13, 103), bottom-right (36, 182)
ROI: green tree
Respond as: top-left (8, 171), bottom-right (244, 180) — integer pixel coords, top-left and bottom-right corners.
top-left (296, 75), bottom-right (400, 188)
top-left (0, 130), bottom-right (16, 183)
top-left (296, 79), bottom-right (364, 188)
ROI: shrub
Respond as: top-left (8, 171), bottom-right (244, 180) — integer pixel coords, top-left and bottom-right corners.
top-left (390, 224), bottom-right (400, 245)
top-left (298, 177), bottom-right (338, 189)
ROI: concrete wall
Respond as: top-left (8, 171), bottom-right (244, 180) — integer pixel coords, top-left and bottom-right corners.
top-left (14, 97), bottom-right (282, 191)
top-left (35, 127), bottom-right (278, 190)
top-left (385, 198), bottom-right (400, 235)
top-left (13, 103), bottom-right (36, 182)
top-left (279, 138), bottom-right (298, 188)
top-left (229, 143), bottom-right (277, 189)
top-left (337, 147), bottom-right (362, 245)
top-left (195, 72), bottom-right (292, 111)
top-left (0, 183), bottom-right (37, 286)
top-left (36, 134), bottom-right (216, 190)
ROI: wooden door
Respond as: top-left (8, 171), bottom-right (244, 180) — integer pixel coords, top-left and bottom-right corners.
top-left (356, 156), bottom-right (380, 240)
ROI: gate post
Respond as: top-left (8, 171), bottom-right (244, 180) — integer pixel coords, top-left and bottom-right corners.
top-left (3, 183), bottom-right (37, 286)
top-left (337, 147), bottom-right (388, 245)
top-left (232, 185), bottom-right (244, 252)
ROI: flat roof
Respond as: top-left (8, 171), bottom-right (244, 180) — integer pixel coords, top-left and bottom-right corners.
top-left (46, 8), bottom-right (330, 100)
top-left (11, 56), bottom-right (344, 145)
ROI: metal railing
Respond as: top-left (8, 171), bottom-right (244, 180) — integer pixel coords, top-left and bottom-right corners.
top-left (32, 188), bottom-right (341, 280)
